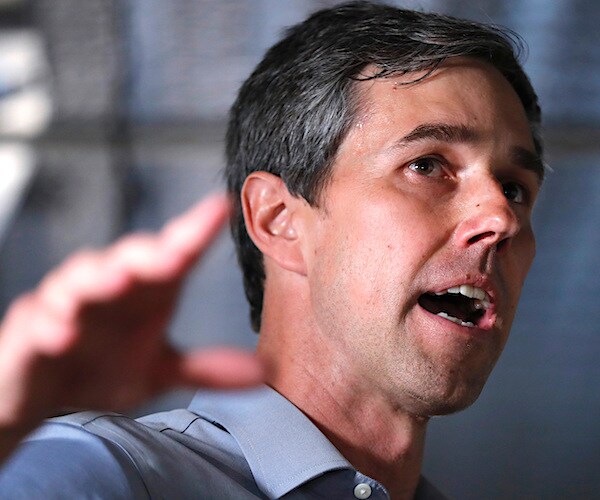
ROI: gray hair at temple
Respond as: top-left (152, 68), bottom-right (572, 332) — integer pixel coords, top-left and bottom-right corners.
top-left (225, 0), bottom-right (542, 332)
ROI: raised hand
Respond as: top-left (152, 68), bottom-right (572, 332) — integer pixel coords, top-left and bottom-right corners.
top-left (0, 193), bottom-right (264, 461)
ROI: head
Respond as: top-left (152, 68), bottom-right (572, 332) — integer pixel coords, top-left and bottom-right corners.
top-left (225, 0), bottom-right (542, 333)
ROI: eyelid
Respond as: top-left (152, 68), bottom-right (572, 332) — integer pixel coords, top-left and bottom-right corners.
top-left (406, 155), bottom-right (449, 177)
top-left (501, 173), bottom-right (539, 206)
top-left (504, 181), bottom-right (526, 204)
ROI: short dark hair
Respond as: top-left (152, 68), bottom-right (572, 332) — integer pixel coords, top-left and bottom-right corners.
top-left (225, 0), bottom-right (542, 332)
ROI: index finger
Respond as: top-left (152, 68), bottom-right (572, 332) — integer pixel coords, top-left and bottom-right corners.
top-left (160, 193), bottom-right (232, 271)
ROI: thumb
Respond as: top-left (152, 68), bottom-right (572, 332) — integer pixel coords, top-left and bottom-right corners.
top-left (166, 348), bottom-right (266, 390)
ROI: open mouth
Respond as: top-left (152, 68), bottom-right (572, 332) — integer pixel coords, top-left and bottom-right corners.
top-left (418, 284), bottom-right (492, 328)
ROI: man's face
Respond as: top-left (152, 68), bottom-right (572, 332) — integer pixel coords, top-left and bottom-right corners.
top-left (303, 59), bottom-right (542, 417)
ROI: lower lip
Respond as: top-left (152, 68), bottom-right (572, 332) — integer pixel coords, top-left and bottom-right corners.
top-left (417, 304), bottom-right (496, 335)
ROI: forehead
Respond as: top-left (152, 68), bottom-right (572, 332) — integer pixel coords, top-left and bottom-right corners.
top-left (343, 58), bottom-right (535, 157)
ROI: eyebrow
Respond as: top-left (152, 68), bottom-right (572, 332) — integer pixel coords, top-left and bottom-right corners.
top-left (390, 122), bottom-right (545, 184)
top-left (394, 123), bottom-right (480, 146)
top-left (510, 146), bottom-right (545, 184)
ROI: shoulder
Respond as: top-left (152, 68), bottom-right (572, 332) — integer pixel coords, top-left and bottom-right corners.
top-left (0, 409), bottom-right (262, 499)
top-left (0, 412), bottom-right (149, 499)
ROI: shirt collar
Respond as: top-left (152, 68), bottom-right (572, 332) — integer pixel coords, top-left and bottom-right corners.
top-left (189, 385), bottom-right (351, 498)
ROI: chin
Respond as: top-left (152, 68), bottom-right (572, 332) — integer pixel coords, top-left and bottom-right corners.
top-left (405, 374), bottom-right (490, 418)
top-left (424, 391), bottom-right (483, 417)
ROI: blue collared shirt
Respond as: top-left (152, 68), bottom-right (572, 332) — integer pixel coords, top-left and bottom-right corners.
top-left (0, 386), bottom-right (445, 499)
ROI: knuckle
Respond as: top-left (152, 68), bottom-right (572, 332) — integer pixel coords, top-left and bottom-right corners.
top-left (110, 232), bottom-right (157, 257)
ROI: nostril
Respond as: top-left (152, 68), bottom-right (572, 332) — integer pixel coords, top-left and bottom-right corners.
top-left (496, 238), bottom-right (509, 252)
top-left (467, 231), bottom-right (495, 245)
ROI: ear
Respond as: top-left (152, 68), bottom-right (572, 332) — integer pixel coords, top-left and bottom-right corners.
top-left (241, 171), bottom-right (307, 276)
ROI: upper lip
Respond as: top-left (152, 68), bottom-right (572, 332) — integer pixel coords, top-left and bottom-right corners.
top-left (417, 275), bottom-right (500, 330)
top-left (426, 276), bottom-right (497, 304)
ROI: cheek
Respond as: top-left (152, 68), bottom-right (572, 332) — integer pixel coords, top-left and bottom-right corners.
top-left (514, 225), bottom-right (536, 281)
top-left (500, 225), bottom-right (536, 321)
top-left (312, 199), bottom-right (438, 310)
top-left (524, 226), bottom-right (536, 268)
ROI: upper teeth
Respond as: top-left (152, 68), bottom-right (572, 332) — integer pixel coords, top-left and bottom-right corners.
top-left (435, 284), bottom-right (489, 301)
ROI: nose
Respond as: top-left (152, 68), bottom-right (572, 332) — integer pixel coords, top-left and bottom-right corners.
top-left (453, 178), bottom-right (520, 253)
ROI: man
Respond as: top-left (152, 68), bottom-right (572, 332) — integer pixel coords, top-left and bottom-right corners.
top-left (0, 1), bottom-right (544, 498)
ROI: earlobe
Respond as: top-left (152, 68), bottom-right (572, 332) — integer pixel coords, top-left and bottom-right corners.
top-left (241, 172), bottom-right (307, 275)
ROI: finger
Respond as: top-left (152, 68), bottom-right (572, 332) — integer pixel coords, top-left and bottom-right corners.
top-left (40, 194), bottom-right (230, 304)
top-left (104, 193), bottom-right (230, 282)
top-left (0, 293), bottom-right (76, 362)
top-left (27, 296), bottom-right (79, 355)
top-left (37, 250), bottom-right (131, 319)
top-left (106, 232), bottom-right (182, 281)
top-left (163, 348), bottom-right (266, 390)
top-left (160, 192), bottom-right (231, 271)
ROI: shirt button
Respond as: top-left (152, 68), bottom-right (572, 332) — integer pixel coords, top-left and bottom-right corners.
top-left (354, 482), bottom-right (372, 499)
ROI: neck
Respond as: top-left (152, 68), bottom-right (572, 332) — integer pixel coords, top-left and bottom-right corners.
top-left (257, 323), bottom-right (428, 500)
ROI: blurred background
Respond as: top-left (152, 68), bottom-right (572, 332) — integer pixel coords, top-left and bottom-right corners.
top-left (0, 0), bottom-right (598, 498)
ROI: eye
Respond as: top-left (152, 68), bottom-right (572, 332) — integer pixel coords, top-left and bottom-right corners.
top-left (502, 181), bottom-right (526, 204)
top-left (407, 157), bottom-right (445, 177)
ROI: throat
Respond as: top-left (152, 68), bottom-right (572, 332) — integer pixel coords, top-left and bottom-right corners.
top-left (260, 336), bottom-right (428, 499)
top-left (311, 407), bottom-right (427, 500)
